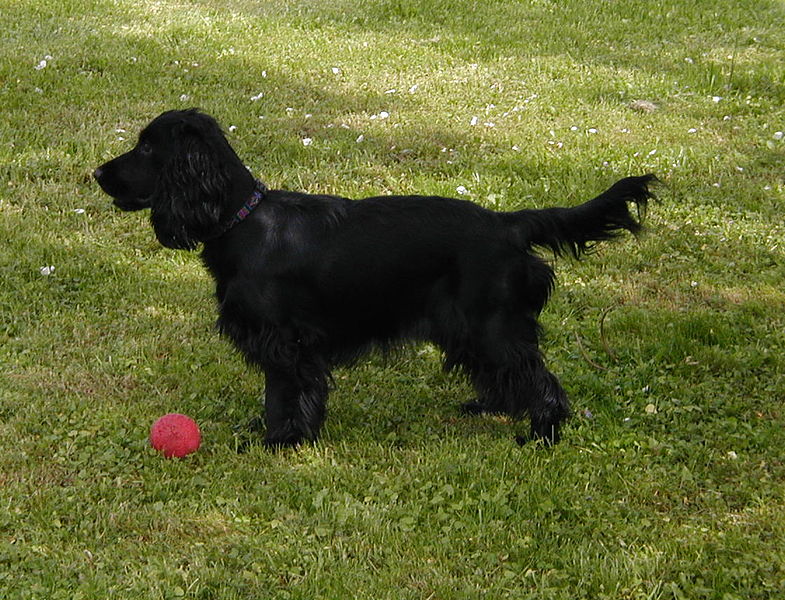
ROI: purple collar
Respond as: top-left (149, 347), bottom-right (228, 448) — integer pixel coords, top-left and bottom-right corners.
top-left (221, 181), bottom-right (266, 235)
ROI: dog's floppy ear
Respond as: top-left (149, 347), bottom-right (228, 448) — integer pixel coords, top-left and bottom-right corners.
top-left (151, 113), bottom-right (232, 250)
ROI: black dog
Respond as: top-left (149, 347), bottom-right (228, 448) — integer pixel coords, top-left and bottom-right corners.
top-left (94, 109), bottom-right (654, 448)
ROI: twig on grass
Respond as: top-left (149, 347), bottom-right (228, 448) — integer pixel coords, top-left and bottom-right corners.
top-left (599, 305), bottom-right (618, 362)
top-left (574, 331), bottom-right (607, 371)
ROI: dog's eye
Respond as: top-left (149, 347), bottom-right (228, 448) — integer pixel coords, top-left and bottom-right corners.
top-left (138, 142), bottom-right (153, 156)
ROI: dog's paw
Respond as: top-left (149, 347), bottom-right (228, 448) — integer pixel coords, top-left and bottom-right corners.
top-left (264, 421), bottom-right (306, 451)
top-left (461, 400), bottom-right (506, 416)
top-left (461, 400), bottom-right (486, 415)
top-left (264, 434), bottom-right (304, 452)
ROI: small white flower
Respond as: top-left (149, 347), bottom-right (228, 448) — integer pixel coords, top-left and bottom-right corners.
top-left (34, 59), bottom-right (48, 70)
top-left (40, 266), bottom-right (55, 276)
top-left (588, 128), bottom-right (598, 134)
top-left (304, 113), bottom-right (312, 119)
top-left (511, 145), bottom-right (520, 152)
top-left (691, 281), bottom-right (698, 287)
top-left (735, 166), bottom-right (744, 172)
top-left (484, 122), bottom-right (495, 128)
top-left (73, 208), bottom-right (86, 215)
top-left (261, 70), bottom-right (267, 78)
top-left (384, 89), bottom-right (396, 94)
top-left (356, 134), bottom-right (365, 143)
top-left (685, 57), bottom-right (694, 64)
top-left (773, 131), bottom-right (784, 140)
top-left (408, 84), bottom-right (419, 93)
top-left (764, 185), bottom-right (772, 191)
top-left (712, 96), bottom-right (723, 103)
top-left (620, 128), bottom-right (630, 133)
top-left (250, 92), bottom-right (264, 101)
top-left (228, 125), bottom-right (237, 132)
top-left (456, 185), bottom-right (469, 195)
top-left (688, 128), bottom-right (698, 133)
top-left (727, 451), bottom-right (738, 460)
top-left (648, 149), bottom-right (658, 156)
top-left (302, 137), bottom-right (313, 146)
top-left (470, 116), bottom-right (478, 126)
top-left (378, 111), bottom-right (389, 119)
top-left (179, 94), bottom-right (190, 101)
top-left (570, 126), bottom-right (579, 132)
top-left (331, 67), bottom-right (341, 75)
top-left (723, 115), bottom-right (731, 121)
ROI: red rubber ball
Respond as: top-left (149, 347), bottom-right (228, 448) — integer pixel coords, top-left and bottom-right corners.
top-left (150, 413), bottom-right (201, 458)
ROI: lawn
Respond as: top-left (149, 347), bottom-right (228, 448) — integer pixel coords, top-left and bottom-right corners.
top-left (1, 0), bottom-right (784, 598)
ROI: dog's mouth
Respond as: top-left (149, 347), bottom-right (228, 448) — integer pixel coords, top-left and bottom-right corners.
top-left (112, 195), bottom-right (152, 211)
top-left (93, 168), bottom-right (152, 211)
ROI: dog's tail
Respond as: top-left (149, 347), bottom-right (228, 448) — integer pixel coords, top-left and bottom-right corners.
top-left (513, 175), bottom-right (657, 258)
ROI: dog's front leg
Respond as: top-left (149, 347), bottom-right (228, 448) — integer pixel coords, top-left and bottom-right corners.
top-left (262, 365), bottom-right (328, 449)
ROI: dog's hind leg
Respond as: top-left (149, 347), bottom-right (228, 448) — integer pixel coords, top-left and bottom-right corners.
top-left (455, 306), bottom-right (571, 444)
top-left (466, 353), bottom-right (570, 445)
top-left (262, 362), bottom-right (329, 449)
top-left (524, 364), bottom-right (571, 444)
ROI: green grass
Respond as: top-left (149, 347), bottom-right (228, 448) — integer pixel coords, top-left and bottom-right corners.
top-left (1, 0), bottom-right (785, 597)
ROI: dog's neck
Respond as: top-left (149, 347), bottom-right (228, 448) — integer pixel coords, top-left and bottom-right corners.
top-left (222, 180), bottom-right (267, 232)
top-left (202, 178), bottom-right (267, 243)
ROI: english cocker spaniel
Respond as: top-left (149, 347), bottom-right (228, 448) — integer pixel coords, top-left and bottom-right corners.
top-left (94, 109), bottom-right (655, 448)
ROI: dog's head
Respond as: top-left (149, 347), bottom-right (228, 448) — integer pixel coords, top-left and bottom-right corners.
top-left (94, 109), bottom-right (243, 249)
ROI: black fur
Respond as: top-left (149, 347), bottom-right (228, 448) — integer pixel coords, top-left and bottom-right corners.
top-left (94, 109), bottom-right (655, 448)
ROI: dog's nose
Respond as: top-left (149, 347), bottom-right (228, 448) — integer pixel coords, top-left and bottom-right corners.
top-left (93, 167), bottom-right (103, 181)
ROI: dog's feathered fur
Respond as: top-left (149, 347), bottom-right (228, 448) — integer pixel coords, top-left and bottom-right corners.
top-left (94, 109), bottom-right (655, 448)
